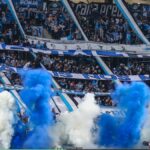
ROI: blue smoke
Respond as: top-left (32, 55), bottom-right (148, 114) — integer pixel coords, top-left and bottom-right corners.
top-left (11, 69), bottom-right (54, 148)
top-left (98, 82), bottom-right (150, 148)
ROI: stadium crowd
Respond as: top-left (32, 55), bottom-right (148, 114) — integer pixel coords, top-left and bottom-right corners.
top-left (103, 57), bottom-right (150, 75)
top-left (0, 1), bottom-right (22, 44)
top-left (13, 0), bottom-right (83, 40)
top-left (11, 0), bottom-right (150, 44)
top-left (39, 54), bottom-right (103, 74)
top-left (68, 1), bottom-right (144, 44)
top-left (0, 50), bottom-right (149, 90)
top-left (1, 48), bottom-right (149, 77)
top-left (1, 0), bottom-right (149, 45)
top-left (0, 50), bottom-right (149, 107)
top-left (76, 13), bottom-right (141, 44)
top-left (0, 0), bottom-right (150, 108)
top-left (126, 2), bottom-right (150, 41)
top-left (0, 49), bottom-right (114, 106)
top-left (56, 78), bottom-right (114, 93)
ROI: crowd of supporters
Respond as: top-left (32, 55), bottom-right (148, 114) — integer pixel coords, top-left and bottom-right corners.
top-left (0, 50), bottom-right (149, 77)
top-left (38, 53), bottom-right (150, 75)
top-left (76, 13), bottom-right (141, 44)
top-left (0, 50), bottom-right (115, 106)
top-left (0, 49), bottom-right (150, 107)
top-left (0, 1), bottom-right (23, 44)
top-left (103, 57), bottom-right (150, 75)
top-left (0, 0), bottom-right (150, 108)
top-left (0, 49), bottom-right (114, 107)
top-left (69, 1), bottom-right (145, 44)
top-left (0, 51), bottom-right (31, 68)
top-left (1, 0), bottom-right (149, 44)
top-left (56, 78), bottom-right (115, 107)
top-left (56, 78), bottom-right (114, 93)
top-left (11, 0), bottom-right (150, 44)
top-left (39, 54), bottom-right (103, 74)
top-left (0, 50), bottom-right (149, 88)
top-left (13, 0), bottom-right (83, 40)
top-left (125, 2), bottom-right (150, 41)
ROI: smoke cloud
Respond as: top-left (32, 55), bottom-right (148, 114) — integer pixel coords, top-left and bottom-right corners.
top-left (97, 82), bottom-right (150, 148)
top-left (52, 93), bottom-right (100, 148)
top-left (0, 91), bottom-right (16, 149)
top-left (11, 69), bottom-right (54, 148)
top-left (9, 68), bottom-right (150, 149)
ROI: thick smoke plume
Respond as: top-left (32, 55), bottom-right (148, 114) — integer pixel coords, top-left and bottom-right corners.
top-left (9, 68), bottom-right (150, 149)
top-left (0, 91), bottom-right (16, 149)
top-left (11, 69), bottom-right (54, 148)
top-left (52, 93), bottom-right (100, 148)
top-left (98, 82), bottom-right (150, 148)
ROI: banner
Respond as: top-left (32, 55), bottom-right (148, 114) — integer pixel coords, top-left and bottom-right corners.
top-left (69, 2), bottom-right (122, 18)
top-left (51, 71), bottom-right (150, 81)
top-left (0, 43), bottom-right (150, 58)
top-left (27, 37), bottom-right (150, 52)
top-left (1, 66), bottom-right (150, 81)
top-left (19, 0), bottom-right (39, 8)
top-left (47, 1), bottom-right (123, 19)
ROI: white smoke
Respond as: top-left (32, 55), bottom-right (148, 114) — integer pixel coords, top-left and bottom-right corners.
top-left (0, 91), bottom-right (16, 149)
top-left (139, 105), bottom-right (150, 147)
top-left (51, 93), bottom-right (100, 148)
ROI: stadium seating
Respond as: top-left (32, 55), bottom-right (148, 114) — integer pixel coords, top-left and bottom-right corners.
top-left (0, 0), bottom-right (150, 111)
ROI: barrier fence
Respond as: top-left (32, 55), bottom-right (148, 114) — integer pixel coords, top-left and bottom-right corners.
top-left (1, 66), bottom-right (150, 81)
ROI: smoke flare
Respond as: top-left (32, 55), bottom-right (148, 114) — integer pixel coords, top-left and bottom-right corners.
top-left (0, 91), bottom-right (16, 149)
top-left (52, 93), bottom-right (100, 148)
top-left (11, 69), bottom-right (54, 148)
top-left (98, 82), bottom-right (150, 148)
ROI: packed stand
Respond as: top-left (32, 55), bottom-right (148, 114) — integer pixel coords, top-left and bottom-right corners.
top-left (0, 50), bottom-right (149, 107)
top-left (103, 57), bottom-right (150, 75)
top-left (0, 50), bottom-right (112, 93)
top-left (0, 50), bottom-right (104, 86)
top-left (2, 0), bottom-right (149, 44)
top-left (0, 1), bottom-right (23, 44)
top-left (56, 78), bottom-right (114, 93)
top-left (13, 0), bottom-right (83, 40)
top-left (0, 50), bottom-right (35, 68)
top-left (69, 1), bottom-right (142, 44)
top-left (125, 2), bottom-right (150, 41)
top-left (37, 54), bottom-right (103, 74)
top-left (56, 78), bottom-right (115, 106)
top-left (0, 50), bottom-right (39, 85)
top-left (0, 50), bottom-right (115, 107)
